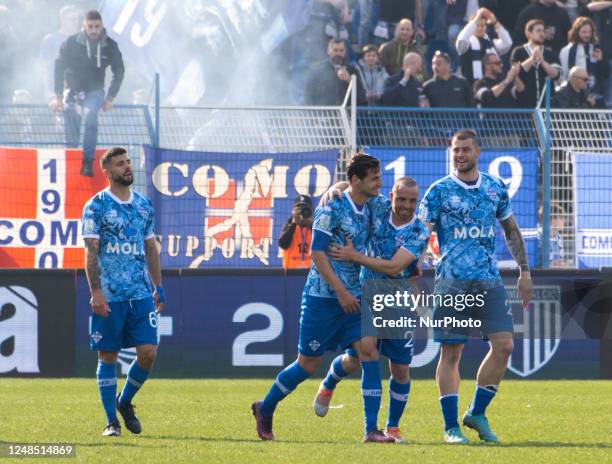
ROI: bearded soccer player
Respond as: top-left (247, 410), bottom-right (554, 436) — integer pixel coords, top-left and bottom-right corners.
top-left (418, 129), bottom-right (533, 444)
top-left (312, 177), bottom-right (430, 443)
top-left (81, 147), bottom-right (165, 436)
top-left (252, 153), bottom-right (395, 443)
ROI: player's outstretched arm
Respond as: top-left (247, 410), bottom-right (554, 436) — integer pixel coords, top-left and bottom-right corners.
top-left (319, 181), bottom-right (348, 206)
top-left (311, 250), bottom-right (359, 313)
top-left (329, 237), bottom-right (416, 277)
top-left (500, 215), bottom-right (534, 308)
top-left (84, 238), bottom-right (110, 317)
top-left (145, 238), bottom-right (165, 313)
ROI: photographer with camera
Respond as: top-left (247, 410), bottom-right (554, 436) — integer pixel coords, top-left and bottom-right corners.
top-left (279, 195), bottom-right (314, 270)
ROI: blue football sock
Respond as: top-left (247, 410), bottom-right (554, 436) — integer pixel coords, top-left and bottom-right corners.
top-left (440, 394), bottom-right (459, 431)
top-left (387, 378), bottom-right (411, 428)
top-left (468, 384), bottom-right (497, 416)
top-left (322, 355), bottom-right (349, 390)
top-left (361, 360), bottom-right (382, 434)
top-left (96, 361), bottom-right (117, 424)
top-left (119, 360), bottom-right (150, 407)
top-left (261, 361), bottom-right (310, 417)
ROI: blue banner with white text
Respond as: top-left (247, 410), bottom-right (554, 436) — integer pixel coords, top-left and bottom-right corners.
top-left (574, 152), bottom-right (612, 269)
top-left (145, 146), bottom-right (338, 268)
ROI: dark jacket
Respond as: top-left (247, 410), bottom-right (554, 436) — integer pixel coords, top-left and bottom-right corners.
top-left (382, 72), bottom-right (423, 107)
top-left (304, 59), bottom-right (366, 106)
top-left (552, 83), bottom-right (593, 109)
top-left (510, 44), bottom-right (561, 108)
top-left (513, 2), bottom-right (571, 55)
top-left (473, 75), bottom-right (518, 108)
top-left (423, 75), bottom-right (473, 107)
top-left (54, 29), bottom-right (125, 99)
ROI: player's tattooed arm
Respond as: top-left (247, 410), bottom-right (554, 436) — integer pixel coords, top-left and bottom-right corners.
top-left (84, 238), bottom-right (110, 317)
top-left (500, 215), bottom-right (528, 268)
top-left (84, 238), bottom-right (101, 291)
top-left (500, 215), bottom-right (534, 308)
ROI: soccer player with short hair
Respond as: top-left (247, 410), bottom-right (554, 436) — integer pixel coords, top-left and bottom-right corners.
top-left (81, 147), bottom-right (165, 437)
top-left (312, 176), bottom-right (430, 443)
top-left (418, 129), bottom-right (534, 444)
top-left (252, 153), bottom-right (394, 443)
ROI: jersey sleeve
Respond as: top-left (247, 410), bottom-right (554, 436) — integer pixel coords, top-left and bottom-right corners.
top-left (496, 178), bottom-right (513, 220)
top-left (312, 202), bottom-right (336, 237)
top-left (367, 194), bottom-right (391, 220)
top-left (144, 199), bottom-right (155, 240)
top-left (400, 224), bottom-right (430, 258)
top-left (418, 184), bottom-right (440, 225)
top-left (81, 199), bottom-right (100, 239)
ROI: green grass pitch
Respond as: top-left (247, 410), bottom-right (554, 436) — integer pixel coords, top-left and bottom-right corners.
top-left (1, 379), bottom-right (610, 463)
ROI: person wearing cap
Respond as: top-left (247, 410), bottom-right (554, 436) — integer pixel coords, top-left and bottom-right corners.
top-left (279, 195), bottom-right (314, 270)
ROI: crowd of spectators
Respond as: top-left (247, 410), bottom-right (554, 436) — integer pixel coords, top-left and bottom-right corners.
top-left (0, 0), bottom-right (611, 109)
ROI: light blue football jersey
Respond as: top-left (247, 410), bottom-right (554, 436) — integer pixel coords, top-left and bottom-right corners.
top-left (304, 191), bottom-right (371, 298)
top-left (418, 172), bottom-right (512, 287)
top-left (361, 196), bottom-right (430, 281)
top-left (81, 188), bottom-right (155, 302)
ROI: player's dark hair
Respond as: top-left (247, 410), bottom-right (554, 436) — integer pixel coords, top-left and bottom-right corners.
top-left (85, 10), bottom-right (102, 22)
top-left (362, 44), bottom-right (378, 55)
top-left (453, 129), bottom-right (479, 147)
top-left (347, 152), bottom-right (380, 181)
top-left (525, 19), bottom-right (544, 35)
top-left (392, 176), bottom-right (418, 191)
top-left (101, 147), bottom-right (127, 168)
top-left (328, 38), bottom-right (345, 49)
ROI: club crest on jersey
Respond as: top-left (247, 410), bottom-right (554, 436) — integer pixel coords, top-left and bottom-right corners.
top-left (91, 331), bottom-right (103, 343)
top-left (454, 225), bottom-right (495, 239)
top-left (308, 340), bottom-right (321, 352)
top-left (487, 189), bottom-right (498, 200)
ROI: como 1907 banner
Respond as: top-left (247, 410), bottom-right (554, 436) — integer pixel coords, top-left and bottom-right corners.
top-left (0, 147), bottom-right (108, 269)
top-left (145, 146), bottom-right (338, 268)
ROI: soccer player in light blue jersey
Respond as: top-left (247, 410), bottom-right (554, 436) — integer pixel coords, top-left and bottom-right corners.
top-left (81, 147), bottom-right (165, 437)
top-left (312, 177), bottom-right (430, 443)
top-left (418, 129), bottom-right (534, 444)
top-left (252, 154), bottom-right (395, 443)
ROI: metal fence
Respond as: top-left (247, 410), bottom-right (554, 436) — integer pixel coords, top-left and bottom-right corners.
top-left (1, 102), bottom-right (611, 268)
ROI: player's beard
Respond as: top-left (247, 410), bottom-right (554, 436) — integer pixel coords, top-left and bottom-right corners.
top-left (455, 159), bottom-right (476, 173)
top-left (113, 172), bottom-right (134, 186)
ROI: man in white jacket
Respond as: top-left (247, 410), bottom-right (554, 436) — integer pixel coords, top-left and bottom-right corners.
top-left (455, 7), bottom-right (512, 84)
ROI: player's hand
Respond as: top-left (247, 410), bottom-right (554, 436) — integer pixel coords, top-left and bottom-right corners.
top-left (153, 285), bottom-right (165, 313)
top-left (320, 187), bottom-right (343, 206)
top-left (517, 272), bottom-right (533, 310)
top-left (102, 99), bottom-right (114, 112)
top-left (328, 237), bottom-right (358, 261)
top-left (90, 290), bottom-right (110, 317)
top-left (337, 288), bottom-right (360, 313)
top-left (49, 97), bottom-right (63, 112)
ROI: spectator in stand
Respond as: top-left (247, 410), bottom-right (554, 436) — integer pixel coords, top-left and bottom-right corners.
top-left (474, 53), bottom-right (525, 107)
top-left (443, 0), bottom-right (480, 71)
top-left (50, 10), bottom-right (125, 177)
top-left (559, 16), bottom-right (610, 107)
top-left (374, 0), bottom-right (425, 43)
top-left (40, 5), bottom-right (83, 100)
top-left (305, 38), bottom-right (366, 105)
top-left (0, 5), bottom-right (18, 104)
top-left (423, 50), bottom-right (473, 107)
top-left (456, 7), bottom-right (513, 84)
top-left (379, 19), bottom-right (423, 76)
top-left (492, 0), bottom-right (530, 35)
top-left (382, 52), bottom-right (426, 106)
top-left (514, 0), bottom-right (572, 55)
top-left (357, 45), bottom-right (389, 105)
top-left (510, 19), bottom-right (562, 107)
top-left (580, 1), bottom-right (612, 108)
top-left (553, 65), bottom-right (597, 107)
